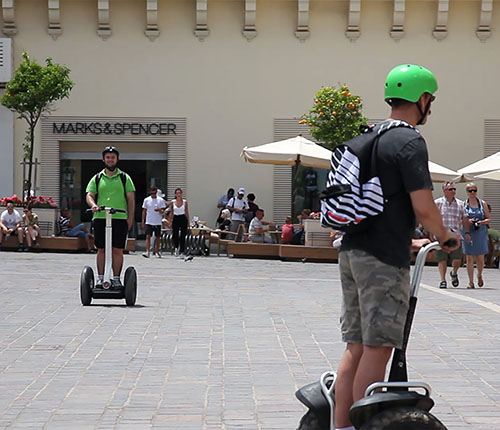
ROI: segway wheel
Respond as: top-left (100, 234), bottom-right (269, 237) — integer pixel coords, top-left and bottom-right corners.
top-left (297, 409), bottom-right (330, 430)
top-left (80, 266), bottom-right (94, 306)
top-left (359, 407), bottom-right (448, 430)
top-left (124, 266), bottom-right (137, 306)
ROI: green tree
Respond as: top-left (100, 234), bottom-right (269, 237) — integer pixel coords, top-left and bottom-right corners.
top-left (1, 52), bottom-right (74, 195)
top-left (300, 86), bottom-right (367, 150)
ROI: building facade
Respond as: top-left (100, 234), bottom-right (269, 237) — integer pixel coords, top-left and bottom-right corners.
top-left (1, 0), bottom-right (500, 227)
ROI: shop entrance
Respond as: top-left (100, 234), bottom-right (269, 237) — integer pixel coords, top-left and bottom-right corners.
top-left (60, 158), bottom-right (167, 231)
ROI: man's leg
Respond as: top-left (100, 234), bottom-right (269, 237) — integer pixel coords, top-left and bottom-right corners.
top-left (353, 345), bottom-right (393, 401)
top-left (112, 248), bottom-right (124, 276)
top-left (154, 229), bottom-right (161, 253)
top-left (438, 260), bottom-right (447, 281)
top-left (145, 234), bottom-right (151, 255)
top-left (334, 343), bottom-right (363, 428)
top-left (26, 227), bottom-right (33, 247)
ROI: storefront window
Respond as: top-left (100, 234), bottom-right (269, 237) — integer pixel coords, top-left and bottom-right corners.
top-left (60, 159), bottom-right (167, 228)
top-left (292, 165), bottom-right (328, 221)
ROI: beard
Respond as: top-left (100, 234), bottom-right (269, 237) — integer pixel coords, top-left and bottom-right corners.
top-left (105, 161), bottom-right (118, 171)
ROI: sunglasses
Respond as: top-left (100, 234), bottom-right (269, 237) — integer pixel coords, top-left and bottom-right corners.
top-left (430, 95), bottom-right (436, 102)
top-left (446, 188), bottom-right (456, 191)
top-left (467, 189), bottom-right (478, 193)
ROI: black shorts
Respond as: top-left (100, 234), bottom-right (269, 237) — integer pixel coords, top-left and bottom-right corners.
top-left (93, 219), bottom-right (129, 249)
top-left (145, 224), bottom-right (161, 237)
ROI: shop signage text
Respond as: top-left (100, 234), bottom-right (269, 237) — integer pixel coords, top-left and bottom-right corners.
top-left (53, 122), bottom-right (177, 136)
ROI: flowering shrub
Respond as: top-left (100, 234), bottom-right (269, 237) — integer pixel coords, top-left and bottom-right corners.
top-left (0, 194), bottom-right (57, 208)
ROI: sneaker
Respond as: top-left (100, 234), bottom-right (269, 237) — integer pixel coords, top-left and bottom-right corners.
top-left (154, 252), bottom-right (162, 258)
top-left (142, 252), bottom-right (150, 258)
top-left (174, 248), bottom-right (179, 257)
top-left (439, 280), bottom-right (447, 289)
top-left (34, 240), bottom-right (40, 248)
top-left (111, 278), bottom-right (123, 289)
top-left (450, 271), bottom-right (459, 287)
top-left (18, 245), bottom-right (24, 252)
top-left (95, 279), bottom-right (104, 289)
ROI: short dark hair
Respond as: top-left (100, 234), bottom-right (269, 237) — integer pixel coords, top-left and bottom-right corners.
top-left (247, 193), bottom-right (256, 201)
top-left (150, 186), bottom-right (158, 192)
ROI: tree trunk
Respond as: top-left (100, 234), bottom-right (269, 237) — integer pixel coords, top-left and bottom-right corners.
top-left (27, 123), bottom-right (35, 196)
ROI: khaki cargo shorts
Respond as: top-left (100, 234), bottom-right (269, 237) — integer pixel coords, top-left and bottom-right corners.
top-left (339, 249), bottom-right (410, 349)
top-left (434, 247), bottom-right (463, 262)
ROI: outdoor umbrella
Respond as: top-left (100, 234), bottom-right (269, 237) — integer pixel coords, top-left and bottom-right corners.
top-left (428, 161), bottom-right (464, 183)
top-left (458, 151), bottom-right (500, 177)
top-left (241, 135), bottom-right (332, 216)
top-left (475, 170), bottom-right (500, 181)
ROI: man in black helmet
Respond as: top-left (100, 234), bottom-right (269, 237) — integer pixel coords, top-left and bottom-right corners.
top-left (85, 146), bottom-right (135, 288)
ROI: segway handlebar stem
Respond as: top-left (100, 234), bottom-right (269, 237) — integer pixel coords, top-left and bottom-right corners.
top-left (411, 239), bottom-right (457, 298)
top-left (365, 381), bottom-right (431, 398)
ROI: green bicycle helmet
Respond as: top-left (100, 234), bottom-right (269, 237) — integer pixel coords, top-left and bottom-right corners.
top-left (384, 64), bottom-right (438, 103)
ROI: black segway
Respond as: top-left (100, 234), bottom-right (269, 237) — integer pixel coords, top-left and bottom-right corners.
top-left (80, 207), bottom-right (137, 306)
top-left (296, 241), bottom-right (454, 430)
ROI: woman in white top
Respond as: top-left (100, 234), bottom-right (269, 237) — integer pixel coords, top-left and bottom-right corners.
top-left (168, 188), bottom-right (190, 256)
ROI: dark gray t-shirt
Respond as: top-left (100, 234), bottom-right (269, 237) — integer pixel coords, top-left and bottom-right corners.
top-left (340, 123), bottom-right (433, 268)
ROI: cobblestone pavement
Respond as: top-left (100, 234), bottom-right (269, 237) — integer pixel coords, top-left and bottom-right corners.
top-left (1, 251), bottom-right (499, 429)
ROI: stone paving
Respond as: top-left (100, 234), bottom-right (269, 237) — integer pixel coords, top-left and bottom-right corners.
top-left (0, 250), bottom-right (499, 429)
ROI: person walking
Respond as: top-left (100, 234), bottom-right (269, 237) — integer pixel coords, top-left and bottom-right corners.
top-left (168, 188), bottom-right (190, 257)
top-left (85, 146), bottom-right (135, 288)
top-left (463, 183), bottom-right (490, 288)
top-left (434, 181), bottom-right (466, 288)
top-left (142, 186), bottom-right (167, 258)
top-left (333, 64), bottom-right (459, 430)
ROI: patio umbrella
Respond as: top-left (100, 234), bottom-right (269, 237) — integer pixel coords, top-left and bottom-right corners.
top-left (428, 161), bottom-right (464, 183)
top-left (457, 151), bottom-right (500, 177)
top-left (241, 135), bottom-right (332, 169)
top-left (475, 170), bottom-right (500, 181)
top-left (241, 135), bottom-right (332, 217)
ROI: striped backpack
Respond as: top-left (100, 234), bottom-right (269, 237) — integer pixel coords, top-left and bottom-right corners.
top-left (320, 120), bottom-right (416, 233)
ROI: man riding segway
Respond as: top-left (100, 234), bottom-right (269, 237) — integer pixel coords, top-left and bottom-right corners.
top-left (85, 146), bottom-right (135, 290)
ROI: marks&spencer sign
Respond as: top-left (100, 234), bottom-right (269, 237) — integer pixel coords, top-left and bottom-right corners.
top-left (52, 121), bottom-right (177, 136)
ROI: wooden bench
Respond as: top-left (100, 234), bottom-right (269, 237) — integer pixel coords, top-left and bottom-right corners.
top-left (227, 242), bottom-right (281, 259)
top-left (2, 235), bottom-right (136, 252)
top-left (279, 245), bottom-right (339, 262)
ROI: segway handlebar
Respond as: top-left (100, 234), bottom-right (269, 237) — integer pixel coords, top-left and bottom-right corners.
top-left (86, 206), bottom-right (127, 214)
top-left (365, 381), bottom-right (431, 397)
top-left (411, 238), bottom-right (457, 297)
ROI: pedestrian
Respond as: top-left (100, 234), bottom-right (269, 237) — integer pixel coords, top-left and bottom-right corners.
top-left (227, 187), bottom-right (249, 241)
top-left (0, 201), bottom-right (24, 251)
top-left (463, 183), bottom-right (490, 288)
top-left (333, 64), bottom-right (459, 430)
top-left (168, 187), bottom-right (190, 257)
top-left (22, 205), bottom-right (41, 249)
top-left (216, 187), bottom-right (234, 227)
top-left (434, 181), bottom-right (466, 288)
top-left (85, 146), bottom-right (135, 288)
top-left (142, 186), bottom-right (167, 258)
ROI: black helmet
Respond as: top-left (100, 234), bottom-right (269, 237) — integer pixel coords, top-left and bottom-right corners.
top-left (102, 146), bottom-right (119, 157)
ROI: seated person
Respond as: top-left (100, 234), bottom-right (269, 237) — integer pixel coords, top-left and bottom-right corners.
top-left (248, 209), bottom-right (274, 243)
top-left (0, 202), bottom-right (24, 251)
top-left (218, 208), bottom-right (232, 231)
top-left (281, 216), bottom-right (294, 244)
top-left (291, 208), bottom-right (312, 245)
top-left (23, 206), bottom-right (41, 249)
top-left (58, 208), bottom-right (94, 251)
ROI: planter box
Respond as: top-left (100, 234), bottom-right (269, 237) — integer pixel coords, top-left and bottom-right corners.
top-left (305, 231), bottom-right (332, 247)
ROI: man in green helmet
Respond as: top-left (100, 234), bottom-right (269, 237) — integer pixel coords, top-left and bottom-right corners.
top-left (333, 65), bottom-right (460, 430)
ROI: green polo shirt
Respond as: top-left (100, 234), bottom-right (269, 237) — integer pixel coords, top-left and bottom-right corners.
top-left (86, 169), bottom-right (135, 219)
